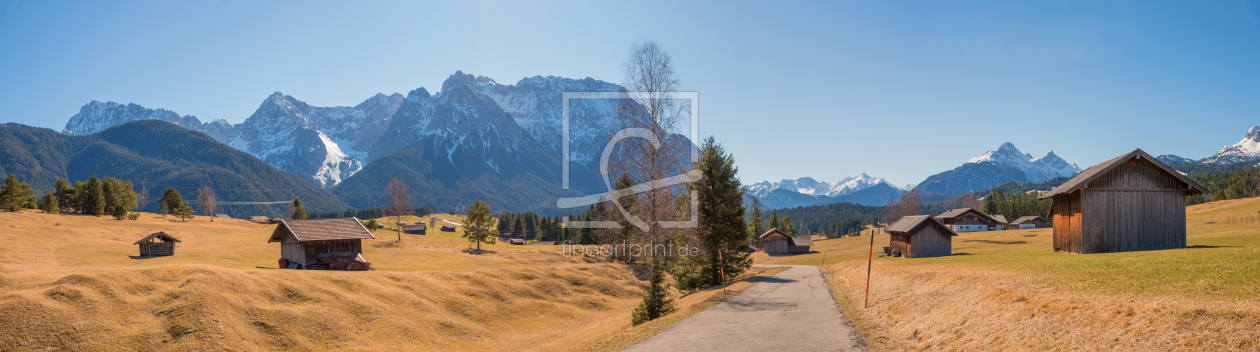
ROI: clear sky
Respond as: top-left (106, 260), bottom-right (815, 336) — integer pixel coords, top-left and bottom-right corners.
top-left (2, 0), bottom-right (1258, 187)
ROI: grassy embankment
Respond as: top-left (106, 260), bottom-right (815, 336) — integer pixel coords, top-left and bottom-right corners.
top-left (0, 210), bottom-right (769, 351)
top-left (753, 197), bottom-right (1260, 351)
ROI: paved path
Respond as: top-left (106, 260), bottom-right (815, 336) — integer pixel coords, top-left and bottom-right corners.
top-left (622, 265), bottom-right (866, 352)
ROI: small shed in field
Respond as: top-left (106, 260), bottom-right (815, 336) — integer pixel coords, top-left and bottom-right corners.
top-left (134, 232), bottom-right (180, 257)
top-left (1010, 216), bottom-right (1048, 229)
top-left (440, 225), bottom-right (457, 232)
top-left (1039, 149), bottom-right (1209, 254)
top-left (248, 216), bottom-right (271, 224)
top-left (887, 215), bottom-right (957, 258)
top-left (759, 228), bottom-right (811, 254)
top-left (267, 218), bottom-right (376, 268)
top-left (402, 223), bottom-right (426, 235)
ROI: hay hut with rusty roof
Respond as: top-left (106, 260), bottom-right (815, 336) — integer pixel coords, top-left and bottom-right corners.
top-left (134, 232), bottom-right (181, 257)
top-left (1039, 149), bottom-right (1209, 254)
top-left (267, 218), bottom-right (376, 268)
top-left (887, 215), bottom-right (957, 258)
top-left (759, 228), bottom-right (812, 254)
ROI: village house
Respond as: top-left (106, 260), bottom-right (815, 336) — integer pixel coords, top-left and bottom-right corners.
top-left (268, 218), bottom-right (376, 269)
top-left (886, 215), bottom-right (957, 258)
top-left (1040, 149), bottom-right (1209, 254)
top-left (134, 232), bottom-right (180, 257)
top-left (935, 208), bottom-right (1004, 232)
top-left (1010, 216), bottom-right (1048, 229)
top-left (991, 214), bottom-right (1008, 227)
top-left (759, 228), bottom-right (812, 254)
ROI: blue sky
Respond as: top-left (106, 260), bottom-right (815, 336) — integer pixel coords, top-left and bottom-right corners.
top-left (2, 0), bottom-right (1258, 187)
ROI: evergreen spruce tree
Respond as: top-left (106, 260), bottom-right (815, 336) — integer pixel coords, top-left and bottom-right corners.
top-left (292, 199), bottom-right (308, 219)
top-left (54, 178), bottom-right (73, 211)
top-left (39, 191), bottom-right (59, 213)
top-left (1, 174), bottom-right (37, 212)
top-left (769, 210), bottom-right (780, 230)
top-left (84, 174), bottom-right (105, 216)
top-left (686, 137), bottom-right (754, 287)
top-left (748, 198), bottom-right (766, 238)
top-left (631, 262), bottom-right (677, 326)
top-left (512, 217), bottom-right (524, 239)
top-left (781, 215), bottom-right (795, 235)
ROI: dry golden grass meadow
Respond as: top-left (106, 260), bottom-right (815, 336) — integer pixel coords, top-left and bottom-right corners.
top-left (753, 197), bottom-right (1260, 351)
top-left (0, 210), bottom-right (779, 351)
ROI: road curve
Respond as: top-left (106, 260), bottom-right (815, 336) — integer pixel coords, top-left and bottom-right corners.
top-left (622, 264), bottom-right (866, 352)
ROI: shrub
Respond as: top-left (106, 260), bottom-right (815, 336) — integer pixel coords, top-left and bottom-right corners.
top-left (127, 212), bottom-right (140, 220)
top-left (361, 219), bottom-right (378, 231)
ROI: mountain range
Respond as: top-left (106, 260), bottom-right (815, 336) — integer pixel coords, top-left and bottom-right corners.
top-left (744, 174), bottom-right (906, 208)
top-left (2, 121), bottom-right (347, 216)
top-left (916, 142), bottom-right (1081, 202)
top-left (54, 71), bottom-right (688, 214)
top-left (1158, 126), bottom-right (1260, 166)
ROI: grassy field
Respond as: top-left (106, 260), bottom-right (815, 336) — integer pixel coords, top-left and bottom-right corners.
top-left (773, 197), bottom-right (1260, 351)
top-left (0, 210), bottom-right (744, 351)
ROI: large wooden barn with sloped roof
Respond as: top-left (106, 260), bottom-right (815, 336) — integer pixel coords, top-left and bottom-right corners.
top-left (887, 215), bottom-right (957, 258)
top-left (1039, 149), bottom-right (1210, 254)
top-left (268, 218), bottom-right (376, 268)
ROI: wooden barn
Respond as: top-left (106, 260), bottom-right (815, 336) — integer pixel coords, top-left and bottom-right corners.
top-left (1039, 149), bottom-right (1209, 254)
top-left (440, 225), bottom-right (457, 232)
top-left (134, 232), bottom-right (180, 257)
top-left (402, 223), bottom-right (426, 235)
top-left (935, 208), bottom-right (1005, 232)
top-left (759, 228), bottom-right (812, 254)
top-left (887, 215), bottom-right (957, 258)
top-left (1010, 216), bottom-right (1048, 229)
top-left (267, 218), bottom-right (376, 269)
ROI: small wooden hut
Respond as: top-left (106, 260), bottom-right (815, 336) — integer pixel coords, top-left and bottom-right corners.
top-left (1010, 216), bottom-right (1048, 229)
top-left (759, 228), bottom-right (811, 254)
top-left (267, 218), bottom-right (376, 269)
top-left (134, 232), bottom-right (180, 257)
top-left (886, 215), bottom-right (957, 258)
top-left (402, 223), bottom-right (426, 235)
top-left (1039, 149), bottom-right (1209, 254)
top-left (440, 225), bottom-right (457, 232)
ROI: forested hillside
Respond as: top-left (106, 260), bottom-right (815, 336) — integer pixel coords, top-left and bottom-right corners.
top-left (0, 121), bottom-right (347, 216)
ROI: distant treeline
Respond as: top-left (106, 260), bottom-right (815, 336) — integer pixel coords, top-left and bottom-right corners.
top-left (1186, 165), bottom-right (1260, 205)
top-left (496, 211), bottom-right (565, 242)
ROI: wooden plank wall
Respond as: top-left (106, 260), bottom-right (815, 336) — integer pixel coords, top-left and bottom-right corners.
top-left (1082, 159), bottom-right (1187, 253)
top-left (909, 224), bottom-right (952, 258)
top-left (888, 234), bottom-right (908, 257)
top-left (765, 237), bottom-right (788, 254)
top-left (282, 243), bottom-right (306, 265)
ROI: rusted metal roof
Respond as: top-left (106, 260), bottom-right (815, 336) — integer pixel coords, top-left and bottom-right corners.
top-left (1039, 149), bottom-right (1209, 200)
top-left (268, 218), bottom-right (376, 243)
top-left (887, 215), bottom-right (957, 236)
top-left (134, 231), bottom-right (180, 245)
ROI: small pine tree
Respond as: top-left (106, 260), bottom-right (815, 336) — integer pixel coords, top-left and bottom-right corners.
top-left (291, 199), bottom-right (308, 219)
top-left (175, 202), bottom-right (195, 221)
top-left (111, 204), bottom-right (128, 220)
top-left (632, 263), bottom-right (677, 326)
top-left (39, 191), bottom-right (59, 213)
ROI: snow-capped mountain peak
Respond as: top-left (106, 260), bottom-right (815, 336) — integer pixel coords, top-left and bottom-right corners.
top-left (826, 173), bottom-right (894, 197)
top-left (745, 174), bottom-right (901, 199)
top-left (1201, 126), bottom-right (1260, 164)
top-left (966, 142), bottom-right (1081, 182)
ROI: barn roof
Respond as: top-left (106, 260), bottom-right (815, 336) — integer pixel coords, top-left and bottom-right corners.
top-left (792, 236), bottom-right (813, 247)
top-left (991, 215), bottom-right (1008, 224)
top-left (402, 223), bottom-right (426, 230)
top-left (936, 208), bottom-right (1003, 224)
top-left (1011, 216), bottom-right (1045, 224)
top-left (758, 228), bottom-right (788, 240)
top-left (134, 231), bottom-right (180, 245)
top-left (268, 218), bottom-right (376, 243)
top-left (1039, 149), bottom-right (1209, 200)
top-left (887, 215), bottom-right (958, 236)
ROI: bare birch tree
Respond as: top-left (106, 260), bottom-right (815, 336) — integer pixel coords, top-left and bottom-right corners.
top-left (385, 177), bottom-right (413, 242)
top-left (603, 41), bottom-right (693, 266)
top-left (137, 180), bottom-right (150, 213)
top-left (197, 186), bottom-right (216, 222)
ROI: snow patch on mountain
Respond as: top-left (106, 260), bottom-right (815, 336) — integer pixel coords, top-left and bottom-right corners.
top-left (745, 174), bottom-right (900, 200)
top-left (827, 173), bottom-right (894, 197)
